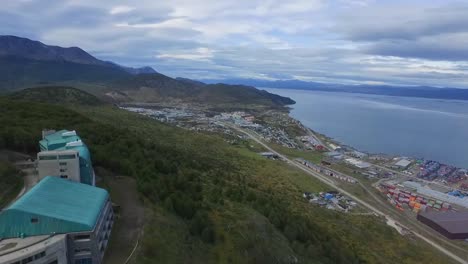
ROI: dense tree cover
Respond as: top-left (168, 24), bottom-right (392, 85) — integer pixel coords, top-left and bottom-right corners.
top-left (10, 86), bottom-right (103, 106)
top-left (0, 161), bottom-right (22, 207)
top-left (0, 96), bottom-right (450, 264)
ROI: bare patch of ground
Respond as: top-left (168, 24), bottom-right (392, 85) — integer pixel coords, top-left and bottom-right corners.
top-left (97, 168), bottom-right (145, 264)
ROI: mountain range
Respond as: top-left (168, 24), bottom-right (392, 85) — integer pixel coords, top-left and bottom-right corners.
top-left (0, 36), bottom-right (294, 108)
top-left (202, 78), bottom-right (468, 101)
top-left (0, 35), bottom-right (156, 74)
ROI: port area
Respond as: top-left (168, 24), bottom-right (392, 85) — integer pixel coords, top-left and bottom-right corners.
top-left (121, 103), bottom-right (468, 263)
top-left (378, 180), bottom-right (465, 214)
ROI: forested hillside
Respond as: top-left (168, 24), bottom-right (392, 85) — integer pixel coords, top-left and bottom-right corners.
top-left (10, 86), bottom-right (103, 105)
top-left (0, 162), bottom-right (22, 208)
top-left (0, 92), bottom-right (451, 264)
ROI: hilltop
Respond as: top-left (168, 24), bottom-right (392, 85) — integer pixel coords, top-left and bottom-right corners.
top-left (10, 86), bottom-right (104, 106)
top-left (114, 74), bottom-right (295, 107)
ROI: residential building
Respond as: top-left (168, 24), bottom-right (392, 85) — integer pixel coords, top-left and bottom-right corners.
top-left (38, 130), bottom-right (95, 186)
top-left (0, 176), bottom-right (114, 264)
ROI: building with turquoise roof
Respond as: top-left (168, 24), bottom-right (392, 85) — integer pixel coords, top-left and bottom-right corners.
top-left (0, 177), bottom-right (114, 264)
top-left (37, 130), bottom-right (95, 185)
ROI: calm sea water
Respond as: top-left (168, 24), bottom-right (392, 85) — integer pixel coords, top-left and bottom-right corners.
top-left (263, 88), bottom-right (468, 168)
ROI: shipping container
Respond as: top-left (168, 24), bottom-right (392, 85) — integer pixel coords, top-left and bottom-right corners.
top-left (420, 204), bottom-right (427, 212)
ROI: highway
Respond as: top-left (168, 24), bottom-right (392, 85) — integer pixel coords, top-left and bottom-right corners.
top-left (228, 123), bottom-right (468, 264)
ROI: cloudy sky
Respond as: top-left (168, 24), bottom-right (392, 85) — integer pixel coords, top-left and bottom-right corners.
top-left (3, 0), bottom-right (468, 87)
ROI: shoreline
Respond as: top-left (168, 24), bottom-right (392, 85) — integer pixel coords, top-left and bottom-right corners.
top-left (265, 87), bottom-right (468, 169)
top-left (289, 110), bottom-right (467, 169)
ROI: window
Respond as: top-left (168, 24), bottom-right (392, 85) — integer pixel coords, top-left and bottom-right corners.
top-left (60, 168), bottom-right (67, 172)
top-left (59, 154), bottom-right (76, 160)
top-left (75, 258), bottom-right (92, 264)
top-left (60, 175), bottom-right (68, 179)
top-left (39, 155), bottom-right (57, 160)
top-left (75, 248), bottom-right (91, 255)
top-left (34, 251), bottom-right (46, 260)
top-left (59, 162), bottom-right (67, 166)
top-left (48, 260), bottom-right (58, 264)
top-left (31, 218), bottom-right (39, 223)
top-left (21, 256), bottom-right (33, 264)
top-left (74, 234), bottom-right (90, 240)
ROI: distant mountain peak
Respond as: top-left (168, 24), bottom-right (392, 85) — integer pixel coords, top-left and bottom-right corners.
top-left (0, 35), bottom-right (103, 65)
top-left (120, 65), bottom-right (157, 75)
top-left (0, 35), bottom-right (156, 74)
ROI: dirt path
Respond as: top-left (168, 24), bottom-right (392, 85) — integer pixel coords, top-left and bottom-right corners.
top-left (100, 174), bottom-right (145, 264)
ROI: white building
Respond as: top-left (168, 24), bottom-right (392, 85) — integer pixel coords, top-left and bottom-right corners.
top-left (37, 150), bottom-right (81, 183)
top-left (394, 159), bottom-right (412, 169)
top-left (0, 235), bottom-right (68, 264)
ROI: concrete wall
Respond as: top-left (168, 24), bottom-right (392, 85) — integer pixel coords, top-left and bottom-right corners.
top-left (0, 235), bottom-right (68, 264)
top-left (67, 199), bottom-right (114, 264)
top-left (37, 150), bottom-right (80, 183)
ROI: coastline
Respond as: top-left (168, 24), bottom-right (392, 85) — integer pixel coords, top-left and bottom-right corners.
top-left (263, 87), bottom-right (468, 169)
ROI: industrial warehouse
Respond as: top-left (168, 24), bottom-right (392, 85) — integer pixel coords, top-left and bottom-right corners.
top-left (0, 130), bottom-right (113, 264)
top-left (417, 212), bottom-right (468, 240)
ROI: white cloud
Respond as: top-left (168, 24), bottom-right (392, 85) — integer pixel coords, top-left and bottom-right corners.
top-left (157, 47), bottom-right (214, 61)
top-left (109, 5), bottom-right (135, 15)
top-left (2, 0), bottom-right (468, 88)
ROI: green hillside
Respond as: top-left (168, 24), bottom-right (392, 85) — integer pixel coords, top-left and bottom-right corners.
top-left (112, 74), bottom-right (295, 108)
top-left (0, 91), bottom-right (451, 264)
top-left (10, 86), bottom-right (104, 106)
top-left (0, 56), bottom-right (130, 91)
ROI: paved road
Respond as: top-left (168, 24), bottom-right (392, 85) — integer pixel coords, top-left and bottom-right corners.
top-left (228, 123), bottom-right (468, 264)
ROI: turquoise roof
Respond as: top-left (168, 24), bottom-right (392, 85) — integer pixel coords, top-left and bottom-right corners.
top-left (0, 177), bottom-right (108, 239)
top-left (39, 129), bottom-right (81, 151)
top-left (39, 130), bottom-right (94, 185)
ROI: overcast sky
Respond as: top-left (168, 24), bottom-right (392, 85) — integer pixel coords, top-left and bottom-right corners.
top-left (3, 0), bottom-right (468, 87)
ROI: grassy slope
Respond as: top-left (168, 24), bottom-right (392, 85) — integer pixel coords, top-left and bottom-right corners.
top-left (0, 96), bottom-right (453, 264)
top-left (79, 106), bottom-right (451, 264)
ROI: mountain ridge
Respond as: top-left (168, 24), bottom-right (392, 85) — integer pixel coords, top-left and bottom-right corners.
top-left (0, 35), bottom-right (156, 75)
top-left (0, 36), bottom-right (295, 108)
